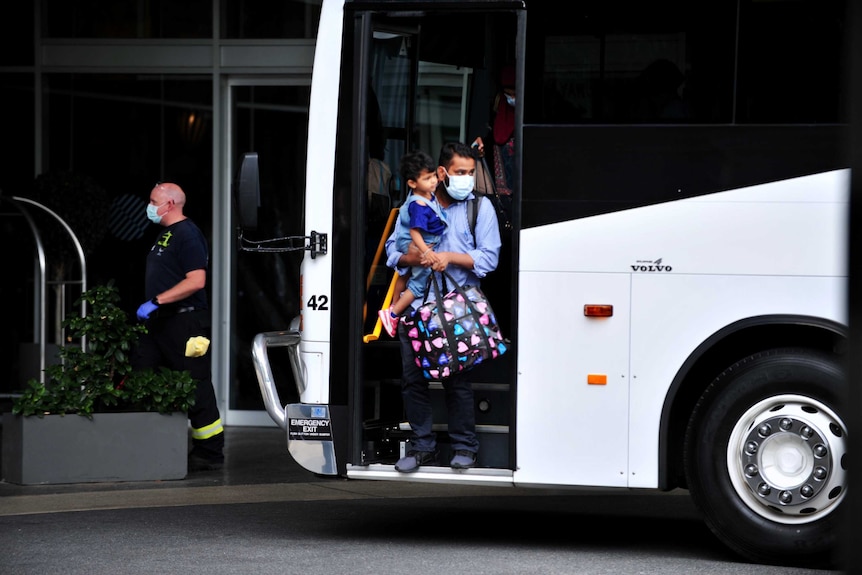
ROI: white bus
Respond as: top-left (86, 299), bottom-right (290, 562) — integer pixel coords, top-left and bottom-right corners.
top-left (236, 0), bottom-right (850, 568)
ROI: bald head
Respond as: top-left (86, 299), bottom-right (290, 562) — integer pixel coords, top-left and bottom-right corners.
top-left (149, 182), bottom-right (187, 225)
top-left (153, 182), bottom-right (186, 204)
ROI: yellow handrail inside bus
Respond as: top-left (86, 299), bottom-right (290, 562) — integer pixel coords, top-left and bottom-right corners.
top-left (363, 207), bottom-right (400, 343)
top-left (363, 271), bottom-right (400, 343)
top-left (367, 208), bottom-right (399, 292)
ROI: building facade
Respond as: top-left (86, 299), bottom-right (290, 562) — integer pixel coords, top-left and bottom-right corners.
top-left (1, 1), bottom-right (322, 425)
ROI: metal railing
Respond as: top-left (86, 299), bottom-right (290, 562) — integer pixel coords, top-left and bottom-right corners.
top-left (1, 195), bottom-right (87, 384)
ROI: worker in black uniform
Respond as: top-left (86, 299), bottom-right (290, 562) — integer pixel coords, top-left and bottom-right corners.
top-left (132, 181), bottom-right (225, 471)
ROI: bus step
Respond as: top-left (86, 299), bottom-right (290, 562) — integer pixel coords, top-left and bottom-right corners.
top-left (397, 422), bottom-right (508, 434)
top-left (394, 423), bottom-right (510, 468)
top-left (427, 381), bottom-right (509, 391)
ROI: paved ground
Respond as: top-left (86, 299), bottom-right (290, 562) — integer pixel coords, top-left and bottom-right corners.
top-left (0, 423), bottom-right (850, 575)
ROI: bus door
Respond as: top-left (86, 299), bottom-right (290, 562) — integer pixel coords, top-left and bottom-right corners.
top-left (347, 5), bottom-right (520, 473)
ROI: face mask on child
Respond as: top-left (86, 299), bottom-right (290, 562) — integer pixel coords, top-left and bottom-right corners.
top-left (505, 94), bottom-right (515, 107)
top-left (444, 173), bottom-right (474, 201)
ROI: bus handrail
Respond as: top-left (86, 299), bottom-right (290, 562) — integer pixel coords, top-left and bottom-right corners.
top-left (363, 207), bottom-right (400, 342)
top-left (252, 329), bottom-right (303, 430)
top-left (363, 271), bottom-right (400, 343)
top-left (365, 208), bottom-right (399, 292)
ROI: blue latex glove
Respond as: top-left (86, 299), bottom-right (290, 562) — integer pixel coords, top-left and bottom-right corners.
top-left (136, 299), bottom-right (159, 321)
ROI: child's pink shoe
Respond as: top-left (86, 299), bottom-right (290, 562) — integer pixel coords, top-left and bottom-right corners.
top-left (378, 308), bottom-right (399, 338)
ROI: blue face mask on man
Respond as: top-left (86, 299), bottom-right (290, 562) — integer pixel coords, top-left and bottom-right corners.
top-left (444, 172), bottom-right (474, 201)
top-left (147, 202), bottom-right (165, 224)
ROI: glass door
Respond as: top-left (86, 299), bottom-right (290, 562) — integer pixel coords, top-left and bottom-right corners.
top-left (226, 79), bottom-right (310, 426)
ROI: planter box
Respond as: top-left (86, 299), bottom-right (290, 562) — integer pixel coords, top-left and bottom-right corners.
top-left (2, 412), bottom-right (188, 485)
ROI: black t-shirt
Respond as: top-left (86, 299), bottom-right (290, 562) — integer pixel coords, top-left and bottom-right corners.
top-left (144, 219), bottom-right (209, 310)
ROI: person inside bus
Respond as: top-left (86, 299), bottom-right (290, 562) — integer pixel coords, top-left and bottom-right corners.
top-left (378, 149), bottom-right (448, 338)
top-left (482, 64), bottom-right (516, 196)
top-left (384, 142), bottom-right (502, 472)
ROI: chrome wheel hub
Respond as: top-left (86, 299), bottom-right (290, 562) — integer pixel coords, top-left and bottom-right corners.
top-left (727, 395), bottom-right (847, 524)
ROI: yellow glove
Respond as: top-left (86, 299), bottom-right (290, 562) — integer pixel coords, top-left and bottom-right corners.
top-left (185, 336), bottom-right (211, 358)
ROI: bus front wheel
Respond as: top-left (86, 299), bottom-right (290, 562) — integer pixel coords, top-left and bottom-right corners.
top-left (683, 347), bottom-right (848, 569)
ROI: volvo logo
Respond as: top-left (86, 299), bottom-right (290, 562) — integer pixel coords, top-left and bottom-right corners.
top-left (631, 258), bottom-right (672, 272)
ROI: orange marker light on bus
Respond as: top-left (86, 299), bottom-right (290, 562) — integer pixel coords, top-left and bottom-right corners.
top-left (587, 374), bottom-right (608, 385)
top-left (584, 304), bottom-right (613, 317)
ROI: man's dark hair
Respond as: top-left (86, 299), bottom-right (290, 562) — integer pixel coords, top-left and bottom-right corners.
top-left (400, 149), bottom-right (436, 183)
top-left (437, 141), bottom-right (475, 171)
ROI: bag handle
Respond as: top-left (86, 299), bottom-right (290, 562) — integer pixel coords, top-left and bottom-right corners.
top-left (427, 271), bottom-right (459, 364)
top-left (421, 269), bottom-right (457, 305)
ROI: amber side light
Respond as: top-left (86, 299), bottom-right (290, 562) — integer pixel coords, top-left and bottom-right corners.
top-left (584, 304), bottom-right (613, 317)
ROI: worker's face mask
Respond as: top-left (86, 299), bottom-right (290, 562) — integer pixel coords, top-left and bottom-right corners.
top-left (444, 172), bottom-right (474, 201)
top-left (146, 203), bottom-right (164, 224)
top-left (505, 94), bottom-right (515, 107)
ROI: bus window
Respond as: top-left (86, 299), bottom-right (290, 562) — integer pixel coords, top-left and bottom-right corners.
top-left (526, 0), bottom-right (845, 126)
top-left (526, 1), bottom-right (735, 125)
top-left (735, 0), bottom-right (845, 124)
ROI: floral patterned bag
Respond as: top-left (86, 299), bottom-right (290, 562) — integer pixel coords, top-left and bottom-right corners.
top-left (401, 270), bottom-right (508, 380)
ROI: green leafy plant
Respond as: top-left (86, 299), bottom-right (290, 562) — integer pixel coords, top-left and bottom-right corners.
top-left (12, 282), bottom-right (196, 418)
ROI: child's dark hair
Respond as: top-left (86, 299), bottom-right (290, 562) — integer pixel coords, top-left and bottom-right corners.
top-left (437, 141), bottom-right (475, 171)
top-left (400, 149), bottom-right (437, 184)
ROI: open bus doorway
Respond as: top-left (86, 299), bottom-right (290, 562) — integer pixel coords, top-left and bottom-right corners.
top-left (351, 8), bottom-right (520, 470)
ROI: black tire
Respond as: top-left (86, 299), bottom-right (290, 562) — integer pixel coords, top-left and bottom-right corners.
top-left (683, 348), bottom-right (848, 569)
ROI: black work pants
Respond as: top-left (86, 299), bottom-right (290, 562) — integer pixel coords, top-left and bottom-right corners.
top-left (131, 309), bottom-right (224, 459)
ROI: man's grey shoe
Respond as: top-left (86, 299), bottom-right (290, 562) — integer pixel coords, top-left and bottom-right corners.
top-left (450, 450), bottom-right (477, 469)
top-left (395, 451), bottom-right (438, 473)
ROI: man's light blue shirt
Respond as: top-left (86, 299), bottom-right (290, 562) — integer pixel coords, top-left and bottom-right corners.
top-left (385, 193), bottom-right (501, 309)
